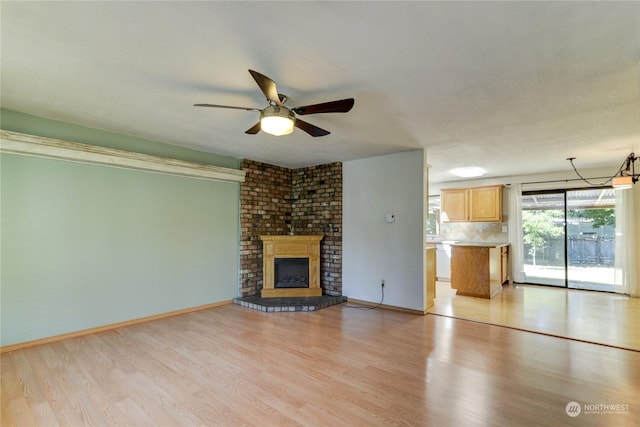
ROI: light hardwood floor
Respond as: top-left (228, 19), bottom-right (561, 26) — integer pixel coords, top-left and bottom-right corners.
top-left (431, 281), bottom-right (640, 351)
top-left (2, 303), bottom-right (639, 426)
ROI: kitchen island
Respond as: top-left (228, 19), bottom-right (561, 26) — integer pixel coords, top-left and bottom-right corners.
top-left (450, 242), bottom-right (509, 298)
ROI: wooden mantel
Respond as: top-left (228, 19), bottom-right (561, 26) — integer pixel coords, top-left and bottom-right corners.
top-left (260, 235), bottom-right (323, 298)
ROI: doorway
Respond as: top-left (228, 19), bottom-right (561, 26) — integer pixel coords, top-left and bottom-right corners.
top-left (521, 188), bottom-right (616, 292)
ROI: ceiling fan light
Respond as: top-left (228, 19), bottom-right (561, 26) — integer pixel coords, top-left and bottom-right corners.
top-left (261, 116), bottom-right (294, 136)
top-left (260, 106), bottom-right (295, 136)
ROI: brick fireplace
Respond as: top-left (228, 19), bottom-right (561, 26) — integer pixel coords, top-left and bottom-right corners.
top-left (239, 160), bottom-right (342, 297)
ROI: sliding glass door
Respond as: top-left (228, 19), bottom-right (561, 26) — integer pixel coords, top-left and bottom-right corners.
top-left (566, 189), bottom-right (616, 292)
top-left (521, 188), bottom-right (616, 291)
top-left (521, 191), bottom-right (566, 286)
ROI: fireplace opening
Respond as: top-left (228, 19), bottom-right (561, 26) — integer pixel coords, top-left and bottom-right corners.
top-left (274, 258), bottom-right (309, 288)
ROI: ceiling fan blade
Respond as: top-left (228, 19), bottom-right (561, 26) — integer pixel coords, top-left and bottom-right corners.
top-left (245, 121), bottom-right (261, 134)
top-left (194, 103), bottom-right (259, 111)
top-left (294, 119), bottom-right (330, 137)
top-left (248, 70), bottom-right (282, 106)
top-left (292, 98), bottom-right (354, 115)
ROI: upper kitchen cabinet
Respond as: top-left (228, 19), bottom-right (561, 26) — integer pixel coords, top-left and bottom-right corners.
top-left (441, 184), bottom-right (503, 222)
top-left (469, 185), bottom-right (503, 222)
top-left (440, 188), bottom-right (468, 221)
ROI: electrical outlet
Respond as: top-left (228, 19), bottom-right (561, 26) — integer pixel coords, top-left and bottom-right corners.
top-left (381, 279), bottom-right (385, 287)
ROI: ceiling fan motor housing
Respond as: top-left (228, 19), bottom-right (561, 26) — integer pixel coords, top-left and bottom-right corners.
top-left (261, 105), bottom-right (295, 121)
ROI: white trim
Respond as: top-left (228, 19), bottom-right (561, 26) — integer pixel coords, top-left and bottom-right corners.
top-left (0, 130), bottom-right (245, 183)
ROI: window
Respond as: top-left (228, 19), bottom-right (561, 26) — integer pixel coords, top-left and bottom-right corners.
top-left (427, 195), bottom-right (441, 236)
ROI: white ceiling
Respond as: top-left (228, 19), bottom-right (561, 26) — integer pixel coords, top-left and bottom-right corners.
top-left (2, 1), bottom-right (639, 183)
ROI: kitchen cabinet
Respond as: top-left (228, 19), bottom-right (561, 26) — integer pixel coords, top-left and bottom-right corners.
top-left (441, 185), bottom-right (503, 222)
top-left (441, 188), bottom-right (468, 221)
top-left (425, 247), bottom-right (436, 312)
top-left (450, 242), bottom-right (509, 298)
top-left (501, 245), bottom-right (509, 284)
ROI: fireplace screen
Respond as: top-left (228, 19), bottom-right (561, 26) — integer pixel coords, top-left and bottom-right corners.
top-left (274, 258), bottom-right (310, 288)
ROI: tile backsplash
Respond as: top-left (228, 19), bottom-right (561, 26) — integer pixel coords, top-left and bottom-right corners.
top-left (439, 220), bottom-right (508, 243)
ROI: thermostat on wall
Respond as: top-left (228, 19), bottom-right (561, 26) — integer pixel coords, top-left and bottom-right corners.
top-left (385, 213), bottom-right (395, 223)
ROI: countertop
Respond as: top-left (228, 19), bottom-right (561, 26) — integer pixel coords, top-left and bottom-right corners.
top-left (449, 242), bottom-right (508, 248)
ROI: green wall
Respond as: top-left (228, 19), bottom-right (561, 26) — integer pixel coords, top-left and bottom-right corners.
top-left (1, 110), bottom-right (241, 346)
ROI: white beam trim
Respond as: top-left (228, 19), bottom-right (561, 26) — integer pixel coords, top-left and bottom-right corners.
top-left (0, 130), bottom-right (245, 183)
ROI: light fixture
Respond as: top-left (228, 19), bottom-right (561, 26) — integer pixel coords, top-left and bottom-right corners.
top-left (612, 175), bottom-right (633, 190)
top-left (260, 105), bottom-right (295, 136)
top-left (567, 152), bottom-right (638, 190)
top-left (450, 166), bottom-right (486, 178)
top-left (612, 152), bottom-right (638, 190)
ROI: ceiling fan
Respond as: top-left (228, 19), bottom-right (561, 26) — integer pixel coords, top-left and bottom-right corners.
top-left (194, 70), bottom-right (354, 137)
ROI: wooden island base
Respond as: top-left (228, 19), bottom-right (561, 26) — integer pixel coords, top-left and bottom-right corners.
top-left (450, 243), bottom-right (509, 298)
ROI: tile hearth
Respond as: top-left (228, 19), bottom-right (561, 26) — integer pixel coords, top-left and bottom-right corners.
top-left (233, 295), bottom-right (347, 312)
